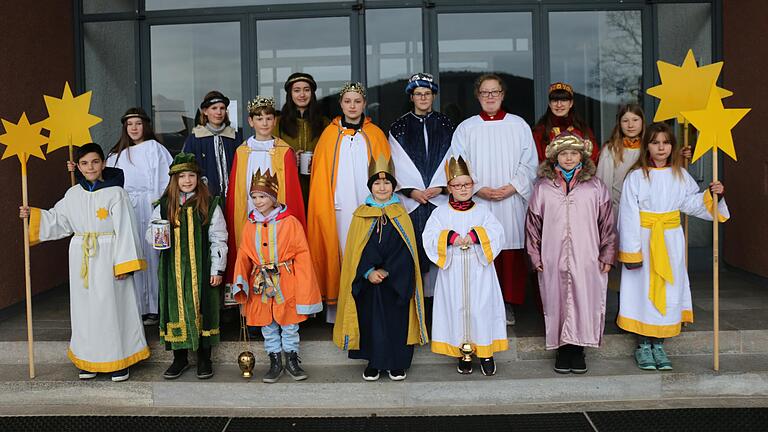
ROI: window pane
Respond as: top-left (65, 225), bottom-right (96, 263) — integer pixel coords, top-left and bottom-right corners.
top-left (83, 0), bottom-right (135, 14)
top-left (147, 0), bottom-right (335, 11)
top-left (84, 21), bottom-right (136, 152)
top-left (150, 22), bottom-right (242, 154)
top-left (256, 17), bottom-right (351, 118)
top-left (366, 8), bottom-right (423, 129)
top-left (438, 12), bottom-right (534, 125)
top-left (549, 10), bottom-right (643, 144)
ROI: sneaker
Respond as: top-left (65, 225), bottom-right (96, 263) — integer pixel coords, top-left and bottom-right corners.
top-left (570, 346), bottom-right (588, 374)
top-left (479, 357), bottom-right (496, 376)
top-left (652, 344), bottom-right (673, 371)
top-left (142, 313), bottom-right (159, 326)
top-left (635, 343), bottom-right (657, 370)
top-left (284, 351), bottom-right (308, 381)
top-left (554, 346), bottom-right (571, 374)
top-left (388, 369), bottom-right (407, 381)
top-left (505, 304), bottom-right (516, 326)
top-left (78, 369), bottom-right (97, 380)
top-left (111, 368), bottom-right (130, 382)
top-left (457, 358), bottom-right (473, 375)
top-left (262, 352), bottom-right (283, 383)
top-left (363, 366), bottom-right (380, 381)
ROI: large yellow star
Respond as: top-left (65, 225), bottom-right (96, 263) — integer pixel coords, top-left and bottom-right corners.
top-left (0, 113), bottom-right (48, 165)
top-left (681, 86), bottom-right (750, 163)
top-left (647, 49), bottom-right (733, 122)
top-left (40, 82), bottom-right (102, 153)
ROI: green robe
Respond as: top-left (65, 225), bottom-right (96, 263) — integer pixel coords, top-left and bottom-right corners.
top-left (158, 196), bottom-right (222, 350)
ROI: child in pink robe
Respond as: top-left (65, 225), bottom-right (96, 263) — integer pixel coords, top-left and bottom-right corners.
top-left (525, 133), bottom-right (617, 375)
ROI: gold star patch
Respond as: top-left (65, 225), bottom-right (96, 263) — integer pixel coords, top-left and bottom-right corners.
top-left (96, 207), bottom-right (109, 220)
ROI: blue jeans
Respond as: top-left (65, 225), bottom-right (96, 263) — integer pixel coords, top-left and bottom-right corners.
top-left (261, 320), bottom-right (300, 354)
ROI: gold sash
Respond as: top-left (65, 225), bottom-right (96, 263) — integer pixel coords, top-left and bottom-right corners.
top-left (639, 210), bottom-right (680, 315)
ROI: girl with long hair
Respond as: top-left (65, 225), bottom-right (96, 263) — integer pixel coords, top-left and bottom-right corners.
top-left (532, 82), bottom-right (599, 163)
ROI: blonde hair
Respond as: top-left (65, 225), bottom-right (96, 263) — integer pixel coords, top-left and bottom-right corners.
top-left (631, 122), bottom-right (684, 179)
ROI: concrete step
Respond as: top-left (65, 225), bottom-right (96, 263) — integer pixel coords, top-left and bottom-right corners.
top-left (2, 328), bottom-right (767, 366)
top-left (0, 354), bottom-right (767, 416)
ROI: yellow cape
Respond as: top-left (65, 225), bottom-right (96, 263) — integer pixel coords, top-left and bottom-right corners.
top-left (332, 202), bottom-right (429, 350)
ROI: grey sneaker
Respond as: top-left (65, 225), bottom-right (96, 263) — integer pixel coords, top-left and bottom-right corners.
top-left (262, 352), bottom-right (283, 383)
top-left (652, 343), bottom-right (673, 370)
top-left (635, 343), bottom-right (656, 370)
top-left (505, 304), bottom-right (516, 326)
top-left (284, 351), bottom-right (308, 381)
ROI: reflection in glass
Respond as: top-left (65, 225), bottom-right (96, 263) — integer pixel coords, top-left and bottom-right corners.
top-left (438, 12), bottom-right (534, 125)
top-left (365, 8), bottom-right (423, 129)
top-left (549, 10), bottom-right (643, 144)
top-left (84, 21), bottom-right (136, 153)
top-left (150, 22), bottom-right (241, 153)
top-left (147, 0), bottom-right (334, 10)
top-left (83, 0), bottom-right (135, 14)
top-left (257, 17), bottom-right (351, 119)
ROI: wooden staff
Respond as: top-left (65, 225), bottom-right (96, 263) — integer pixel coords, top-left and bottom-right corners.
top-left (711, 147), bottom-right (720, 371)
top-left (68, 135), bottom-right (75, 186)
top-left (683, 121), bottom-right (690, 268)
top-left (20, 159), bottom-right (36, 379)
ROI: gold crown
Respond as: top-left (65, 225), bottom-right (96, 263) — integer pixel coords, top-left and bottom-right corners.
top-left (368, 154), bottom-right (395, 179)
top-left (339, 81), bottom-right (366, 99)
top-left (445, 155), bottom-right (471, 183)
top-left (250, 168), bottom-right (279, 197)
top-left (247, 96), bottom-right (275, 114)
top-left (545, 133), bottom-right (593, 160)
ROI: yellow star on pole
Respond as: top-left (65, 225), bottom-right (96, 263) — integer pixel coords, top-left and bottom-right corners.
top-left (647, 49), bottom-right (733, 122)
top-left (681, 86), bottom-right (750, 163)
top-left (0, 113), bottom-right (48, 164)
top-left (40, 82), bottom-right (102, 153)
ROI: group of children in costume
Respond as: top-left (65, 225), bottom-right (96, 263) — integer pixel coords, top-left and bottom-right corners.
top-left (19, 72), bottom-right (729, 383)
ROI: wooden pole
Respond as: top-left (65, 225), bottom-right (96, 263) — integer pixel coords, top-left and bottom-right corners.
top-left (712, 148), bottom-right (720, 371)
top-left (20, 160), bottom-right (36, 379)
top-left (68, 135), bottom-right (75, 186)
top-left (683, 121), bottom-right (690, 268)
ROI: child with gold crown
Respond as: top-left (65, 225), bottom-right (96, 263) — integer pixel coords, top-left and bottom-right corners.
top-left (422, 155), bottom-right (508, 376)
top-left (232, 168), bottom-right (322, 383)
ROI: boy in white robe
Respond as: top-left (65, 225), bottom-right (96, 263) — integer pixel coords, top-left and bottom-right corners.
top-left (423, 155), bottom-right (508, 376)
top-left (21, 143), bottom-right (149, 382)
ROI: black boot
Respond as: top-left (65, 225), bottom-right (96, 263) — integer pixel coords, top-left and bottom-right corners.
top-left (554, 345), bottom-right (571, 374)
top-left (163, 349), bottom-right (189, 379)
top-left (284, 351), bottom-right (308, 381)
top-left (570, 345), bottom-right (587, 374)
top-left (262, 352), bottom-right (283, 383)
top-left (196, 347), bottom-right (214, 379)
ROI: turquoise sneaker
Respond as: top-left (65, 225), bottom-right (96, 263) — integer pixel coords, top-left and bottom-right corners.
top-left (635, 343), bottom-right (656, 370)
top-left (652, 344), bottom-right (673, 370)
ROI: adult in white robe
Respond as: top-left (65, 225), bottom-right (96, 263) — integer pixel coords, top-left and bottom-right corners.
top-left (28, 167), bottom-right (149, 373)
top-left (107, 139), bottom-right (172, 317)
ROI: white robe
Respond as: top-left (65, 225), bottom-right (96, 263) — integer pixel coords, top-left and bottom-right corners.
top-left (243, 136), bottom-right (277, 215)
top-left (31, 183), bottom-right (149, 372)
top-left (107, 139), bottom-right (173, 315)
top-left (423, 203), bottom-right (509, 358)
top-left (449, 114), bottom-right (538, 249)
top-left (617, 168), bottom-right (729, 337)
top-left (595, 147), bottom-right (641, 218)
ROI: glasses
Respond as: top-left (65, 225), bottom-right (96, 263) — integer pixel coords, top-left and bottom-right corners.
top-left (478, 90), bottom-right (503, 99)
top-left (449, 182), bottom-right (474, 190)
top-left (412, 91), bottom-right (433, 99)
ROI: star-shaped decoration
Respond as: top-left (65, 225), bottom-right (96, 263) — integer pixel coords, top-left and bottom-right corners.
top-left (647, 49), bottom-right (733, 122)
top-left (40, 82), bottom-right (102, 153)
top-left (681, 86), bottom-right (750, 163)
top-left (0, 113), bottom-right (48, 165)
top-left (96, 207), bottom-right (109, 220)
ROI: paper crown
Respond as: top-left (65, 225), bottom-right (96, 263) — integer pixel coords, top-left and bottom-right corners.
top-left (445, 155), bottom-right (471, 183)
top-left (545, 132), bottom-right (593, 161)
top-left (548, 82), bottom-right (574, 98)
top-left (247, 96), bottom-right (275, 114)
top-left (168, 152), bottom-right (201, 175)
top-left (405, 72), bottom-right (439, 94)
top-left (250, 168), bottom-right (279, 198)
top-left (367, 154), bottom-right (395, 179)
top-left (339, 81), bottom-right (366, 99)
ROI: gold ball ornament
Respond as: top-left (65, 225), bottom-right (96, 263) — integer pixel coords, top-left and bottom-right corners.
top-left (238, 351), bottom-right (255, 379)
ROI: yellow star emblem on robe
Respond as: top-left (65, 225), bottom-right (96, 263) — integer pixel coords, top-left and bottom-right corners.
top-left (646, 49), bottom-right (733, 122)
top-left (96, 207), bottom-right (109, 220)
top-left (681, 86), bottom-right (750, 163)
top-left (40, 82), bottom-right (102, 153)
top-left (0, 113), bottom-right (48, 165)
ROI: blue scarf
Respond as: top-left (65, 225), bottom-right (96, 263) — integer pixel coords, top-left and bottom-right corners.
top-left (556, 162), bottom-right (582, 182)
top-left (365, 194), bottom-right (400, 208)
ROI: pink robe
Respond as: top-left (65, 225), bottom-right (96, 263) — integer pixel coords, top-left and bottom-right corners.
top-left (525, 170), bottom-right (617, 349)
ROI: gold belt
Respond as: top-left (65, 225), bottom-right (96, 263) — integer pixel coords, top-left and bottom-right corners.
top-left (74, 232), bottom-right (115, 288)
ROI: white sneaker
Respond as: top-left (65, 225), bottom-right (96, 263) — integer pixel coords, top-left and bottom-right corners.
top-left (505, 304), bottom-right (516, 326)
